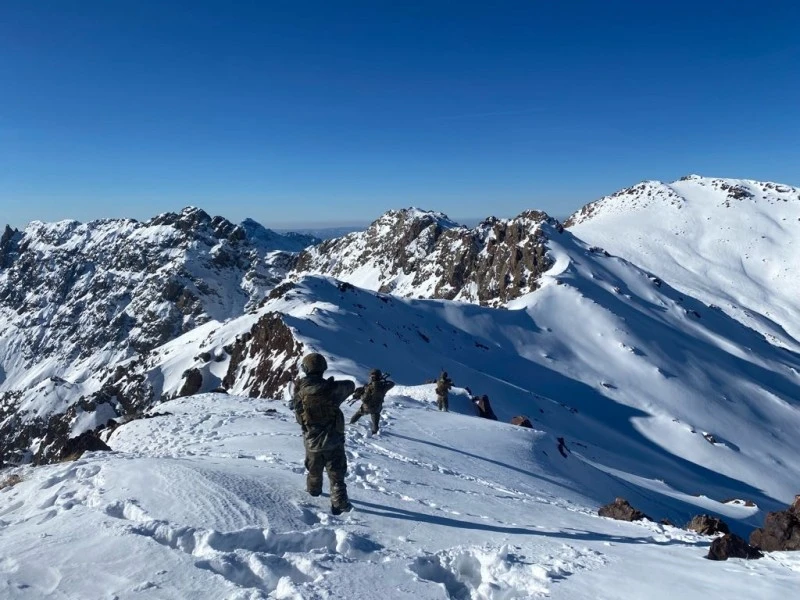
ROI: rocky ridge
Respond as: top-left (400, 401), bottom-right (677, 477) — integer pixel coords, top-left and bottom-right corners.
top-left (295, 208), bottom-right (558, 306)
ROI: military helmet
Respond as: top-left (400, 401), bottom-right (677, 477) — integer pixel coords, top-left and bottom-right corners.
top-left (441, 371), bottom-right (448, 378)
top-left (370, 368), bottom-right (382, 380)
top-left (301, 353), bottom-right (327, 375)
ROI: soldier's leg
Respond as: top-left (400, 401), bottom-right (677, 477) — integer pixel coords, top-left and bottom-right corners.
top-left (370, 411), bottom-right (380, 434)
top-left (437, 396), bottom-right (443, 410)
top-left (326, 445), bottom-right (351, 513)
top-left (349, 408), bottom-right (363, 424)
top-left (444, 395), bottom-right (449, 412)
top-left (306, 451), bottom-right (324, 496)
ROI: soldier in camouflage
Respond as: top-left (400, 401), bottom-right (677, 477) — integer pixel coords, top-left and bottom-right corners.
top-left (350, 369), bottom-right (395, 434)
top-left (293, 353), bottom-right (356, 515)
top-left (435, 371), bottom-right (453, 411)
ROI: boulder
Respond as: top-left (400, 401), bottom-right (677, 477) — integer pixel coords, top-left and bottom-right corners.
top-left (707, 534), bottom-right (763, 561)
top-left (178, 368), bottom-right (203, 397)
top-left (59, 431), bottom-right (111, 462)
top-left (598, 497), bottom-right (650, 522)
top-left (686, 514), bottom-right (730, 536)
top-left (749, 496), bottom-right (800, 551)
top-left (510, 416), bottom-right (533, 428)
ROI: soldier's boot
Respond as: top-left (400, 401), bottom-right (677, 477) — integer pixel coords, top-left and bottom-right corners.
top-left (370, 412), bottom-right (380, 435)
top-left (331, 499), bottom-right (353, 515)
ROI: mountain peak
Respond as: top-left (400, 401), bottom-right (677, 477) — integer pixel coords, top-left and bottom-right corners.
top-left (565, 176), bottom-right (800, 228)
top-left (377, 207), bottom-right (462, 230)
top-left (239, 218), bottom-right (320, 252)
top-left (296, 206), bottom-right (556, 305)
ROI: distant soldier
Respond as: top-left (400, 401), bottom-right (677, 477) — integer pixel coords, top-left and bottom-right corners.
top-left (293, 353), bottom-right (356, 515)
top-left (435, 371), bottom-right (453, 412)
top-left (350, 369), bottom-right (395, 434)
top-left (473, 394), bottom-right (498, 420)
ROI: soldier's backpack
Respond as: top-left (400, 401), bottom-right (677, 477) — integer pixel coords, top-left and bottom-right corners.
top-left (299, 378), bottom-right (338, 429)
top-left (361, 382), bottom-right (380, 410)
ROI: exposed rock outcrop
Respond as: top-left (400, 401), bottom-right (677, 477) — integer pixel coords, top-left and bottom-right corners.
top-left (707, 534), bottom-right (763, 561)
top-left (56, 431), bottom-right (111, 462)
top-left (178, 368), bottom-right (203, 397)
top-left (296, 208), bottom-right (558, 306)
top-left (749, 496), bottom-right (800, 551)
top-left (223, 312), bottom-right (304, 398)
top-left (686, 515), bottom-right (730, 536)
top-left (598, 497), bottom-right (650, 522)
top-left (510, 416), bottom-right (533, 428)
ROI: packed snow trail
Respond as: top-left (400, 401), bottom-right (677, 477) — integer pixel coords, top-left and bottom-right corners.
top-left (1, 391), bottom-right (798, 599)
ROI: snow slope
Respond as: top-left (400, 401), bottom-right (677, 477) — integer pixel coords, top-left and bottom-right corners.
top-left (1, 392), bottom-right (798, 599)
top-left (567, 175), bottom-right (800, 350)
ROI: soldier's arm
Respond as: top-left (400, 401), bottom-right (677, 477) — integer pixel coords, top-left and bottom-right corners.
top-left (383, 380), bottom-right (395, 392)
top-left (332, 380), bottom-right (356, 405)
top-left (294, 403), bottom-right (306, 431)
top-left (292, 385), bottom-right (306, 430)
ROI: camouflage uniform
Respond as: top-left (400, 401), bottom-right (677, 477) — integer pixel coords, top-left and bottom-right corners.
top-left (350, 369), bottom-right (395, 434)
top-left (435, 371), bottom-right (453, 411)
top-left (293, 353), bottom-right (356, 514)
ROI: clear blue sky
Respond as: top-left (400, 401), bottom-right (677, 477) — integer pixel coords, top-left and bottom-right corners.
top-left (2, 1), bottom-right (798, 229)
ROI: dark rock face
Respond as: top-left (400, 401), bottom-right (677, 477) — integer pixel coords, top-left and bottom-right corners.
top-left (223, 312), bottom-right (304, 398)
top-left (510, 416), bottom-right (533, 428)
top-left (178, 368), bottom-right (203, 397)
top-left (240, 218), bottom-right (320, 252)
top-left (686, 515), bottom-right (730, 536)
top-left (0, 225), bottom-right (20, 269)
top-left (707, 534), bottom-right (763, 561)
top-left (598, 497), bottom-right (650, 522)
top-left (296, 209), bottom-right (558, 306)
top-left (750, 497), bottom-right (800, 551)
top-left (57, 431), bottom-right (111, 462)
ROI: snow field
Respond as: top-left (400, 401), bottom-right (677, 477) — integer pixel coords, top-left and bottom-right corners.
top-left (2, 392), bottom-right (799, 599)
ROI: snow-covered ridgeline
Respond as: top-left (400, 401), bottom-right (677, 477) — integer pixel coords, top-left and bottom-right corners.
top-left (568, 175), bottom-right (800, 350)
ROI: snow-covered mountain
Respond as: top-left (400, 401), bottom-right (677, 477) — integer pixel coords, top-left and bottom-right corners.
top-left (0, 208), bottom-right (309, 462)
top-left (3, 187), bottom-right (800, 596)
top-left (239, 219), bottom-right (320, 253)
top-left (567, 175), bottom-right (800, 351)
top-left (34, 222), bottom-right (800, 518)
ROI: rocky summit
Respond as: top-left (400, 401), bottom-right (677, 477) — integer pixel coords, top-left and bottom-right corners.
top-left (295, 207), bottom-right (557, 305)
